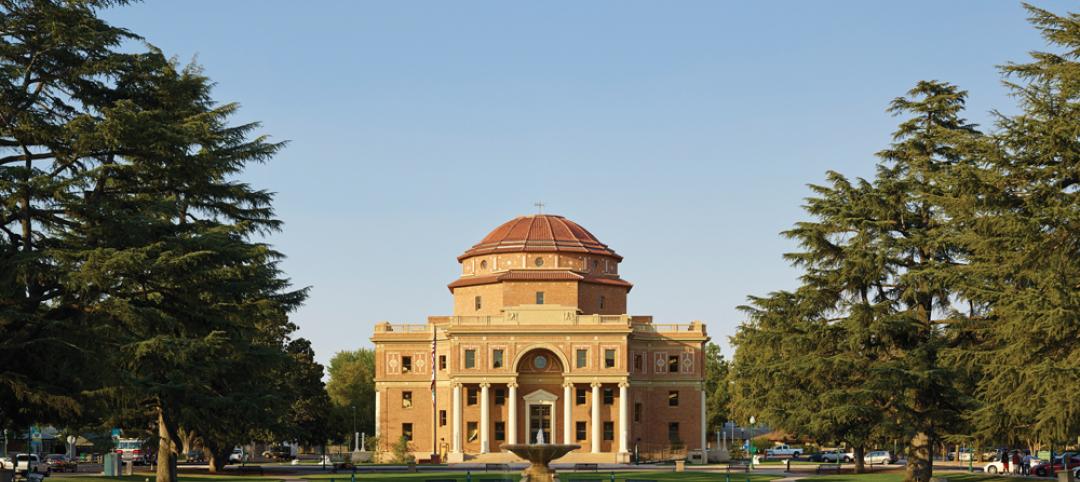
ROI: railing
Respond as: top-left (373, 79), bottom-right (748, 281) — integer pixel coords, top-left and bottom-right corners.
top-left (378, 323), bottom-right (431, 333)
top-left (633, 323), bottom-right (703, 333)
top-left (374, 318), bottom-right (705, 335)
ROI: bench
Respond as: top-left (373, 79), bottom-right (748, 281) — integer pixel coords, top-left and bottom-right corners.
top-left (485, 463), bottom-right (511, 472)
top-left (725, 463), bottom-right (750, 473)
top-left (235, 465), bottom-right (264, 476)
top-left (816, 463), bottom-right (842, 474)
top-left (573, 463), bottom-right (599, 472)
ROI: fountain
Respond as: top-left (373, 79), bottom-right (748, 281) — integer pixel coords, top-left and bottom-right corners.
top-left (501, 429), bottom-right (581, 482)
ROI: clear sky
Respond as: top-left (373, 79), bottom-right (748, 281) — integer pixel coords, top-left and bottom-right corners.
top-left (102, 1), bottom-right (1072, 367)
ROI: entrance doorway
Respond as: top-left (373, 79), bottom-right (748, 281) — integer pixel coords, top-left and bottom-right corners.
top-left (528, 404), bottom-right (551, 443)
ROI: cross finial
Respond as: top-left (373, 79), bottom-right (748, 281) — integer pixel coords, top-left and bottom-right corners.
top-left (534, 201), bottom-right (545, 214)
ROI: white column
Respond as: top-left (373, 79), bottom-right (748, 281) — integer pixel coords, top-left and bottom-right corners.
top-left (507, 382), bottom-right (518, 445)
top-left (618, 381), bottom-right (630, 454)
top-left (451, 383), bottom-right (462, 454)
top-left (591, 382), bottom-right (601, 453)
top-left (480, 383), bottom-right (491, 453)
top-left (700, 384), bottom-right (708, 452)
top-left (374, 388), bottom-right (381, 439)
top-left (563, 382), bottom-right (573, 445)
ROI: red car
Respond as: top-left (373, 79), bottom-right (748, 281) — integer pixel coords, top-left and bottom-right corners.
top-left (1032, 453), bottom-right (1080, 477)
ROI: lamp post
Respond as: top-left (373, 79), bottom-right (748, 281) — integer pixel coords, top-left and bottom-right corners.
top-left (748, 416), bottom-right (757, 469)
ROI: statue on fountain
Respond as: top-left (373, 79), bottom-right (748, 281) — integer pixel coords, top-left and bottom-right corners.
top-left (502, 427), bottom-right (580, 482)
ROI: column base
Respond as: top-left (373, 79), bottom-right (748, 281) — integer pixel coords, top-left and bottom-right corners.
top-left (616, 451), bottom-right (631, 464)
top-left (447, 452), bottom-right (465, 463)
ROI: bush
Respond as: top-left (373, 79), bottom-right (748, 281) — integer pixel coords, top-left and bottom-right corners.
top-left (391, 436), bottom-right (415, 465)
top-left (751, 436), bottom-right (772, 454)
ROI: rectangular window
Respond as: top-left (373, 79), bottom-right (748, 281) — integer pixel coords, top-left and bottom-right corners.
top-left (403, 423), bottom-right (413, 441)
top-left (634, 403), bottom-right (642, 422)
top-left (402, 356), bottom-right (412, 373)
top-left (668, 355), bottom-right (679, 373)
top-left (603, 388), bottom-right (614, 405)
top-left (576, 388), bottom-right (586, 405)
top-left (474, 295), bottom-right (482, 311)
top-left (467, 387), bottom-right (477, 405)
top-left (402, 391), bottom-right (413, 408)
top-left (493, 349), bottom-right (504, 368)
top-left (634, 353), bottom-right (643, 371)
top-left (668, 422), bottom-right (680, 443)
top-left (576, 349), bottom-right (588, 368)
top-left (604, 349), bottom-right (616, 368)
top-left (494, 422), bottom-right (505, 441)
top-left (465, 349), bottom-right (476, 369)
top-left (439, 410), bottom-right (447, 426)
top-left (535, 291), bottom-right (545, 304)
top-left (603, 422), bottom-right (614, 441)
top-left (467, 422), bottom-right (478, 442)
top-left (576, 421), bottom-right (587, 441)
top-left (494, 389), bottom-right (505, 405)
top-left (439, 355), bottom-right (446, 370)
top-left (668, 390), bottom-right (679, 407)
top-left (599, 295), bottom-right (606, 309)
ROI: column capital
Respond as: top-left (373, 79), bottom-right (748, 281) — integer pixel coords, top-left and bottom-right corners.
top-left (508, 381), bottom-right (519, 388)
top-left (479, 382), bottom-right (491, 389)
top-left (618, 381), bottom-right (630, 388)
top-left (590, 381), bottom-right (602, 388)
top-left (452, 382), bottom-right (463, 389)
top-left (562, 381), bottom-right (575, 389)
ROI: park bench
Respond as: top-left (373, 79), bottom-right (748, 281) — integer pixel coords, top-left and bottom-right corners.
top-left (235, 465), bottom-right (264, 476)
top-left (725, 462), bottom-right (750, 473)
top-left (816, 463), bottom-right (842, 474)
top-left (573, 463), bottom-right (599, 472)
top-left (485, 463), bottom-right (511, 472)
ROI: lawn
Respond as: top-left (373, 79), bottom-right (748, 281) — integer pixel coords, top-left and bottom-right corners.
top-left (803, 472), bottom-right (1020, 482)
top-left (301, 471), bottom-right (780, 481)
top-left (48, 475), bottom-right (283, 482)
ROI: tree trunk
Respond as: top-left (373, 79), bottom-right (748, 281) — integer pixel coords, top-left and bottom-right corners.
top-left (178, 428), bottom-right (197, 458)
top-left (156, 410), bottom-right (177, 482)
top-left (905, 432), bottom-right (932, 482)
top-left (207, 448), bottom-right (230, 473)
top-left (854, 446), bottom-right (866, 473)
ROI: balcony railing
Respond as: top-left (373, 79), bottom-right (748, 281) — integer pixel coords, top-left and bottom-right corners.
top-left (375, 318), bottom-right (706, 336)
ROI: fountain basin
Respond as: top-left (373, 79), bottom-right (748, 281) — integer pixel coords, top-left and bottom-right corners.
top-left (501, 443), bottom-right (580, 482)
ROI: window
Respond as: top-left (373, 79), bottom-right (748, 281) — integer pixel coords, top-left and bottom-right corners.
top-left (465, 349), bottom-right (476, 369)
top-left (592, 259), bottom-right (599, 271)
top-left (535, 291), bottom-right (545, 304)
top-left (576, 388), bottom-right (586, 405)
top-left (403, 423), bottom-right (413, 441)
top-left (480, 260), bottom-right (487, 270)
top-left (439, 355), bottom-right (446, 370)
top-left (467, 422), bottom-right (478, 442)
top-left (603, 422), bottom-right (614, 441)
top-left (603, 388), bottom-right (614, 405)
top-left (576, 421), bottom-right (587, 441)
top-left (634, 353), bottom-right (643, 371)
top-left (576, 349), bottom-right (588, 368)
top-left (494, 389), bottom-right (505, 405)
top-left (439, 410), bottom-right (447, 426)
top-left (475, 296), bottom-right (482, 311)
top-left (668, 422), bottom-right (680, 443)
top-left (600, 295), bottom-right (606, 309)
top-left (467, 387), bottom-right (477, 405)
top-left (493, 349), bottom-right (504, 368)
top-left (604, 349), bottom-right (616, 368)
top-left (668, 390), bottom-right (679, 407)
top-left (402, 356), bottom-right (412, 373)
top-left (495, 422), bottom-right (505, 441)
top-left (668, 355), bottom-right (679, 373)
top-left (535, 257), bottom-right (544, 267)
top-left (634, 403), bottom-right (642, 422)
top-left (402, 391), bottom-right (413, 408)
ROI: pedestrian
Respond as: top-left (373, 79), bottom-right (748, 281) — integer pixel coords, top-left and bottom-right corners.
top-left (1012, 450), bottom-right (1022, 475)
top-left (1022, 451), bottom-right (1032, 476)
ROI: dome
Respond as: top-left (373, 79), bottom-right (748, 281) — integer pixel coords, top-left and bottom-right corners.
top-left (458, 214), bottom-right (622, 261)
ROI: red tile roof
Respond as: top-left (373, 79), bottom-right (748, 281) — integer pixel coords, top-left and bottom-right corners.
top-left (458, 214), bottom-right (622, 261)
top-left (447, 270), bottom-right (633, 291)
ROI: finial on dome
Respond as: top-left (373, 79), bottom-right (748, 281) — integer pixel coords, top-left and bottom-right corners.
top-left (534, 201), bottom-right (545, 214)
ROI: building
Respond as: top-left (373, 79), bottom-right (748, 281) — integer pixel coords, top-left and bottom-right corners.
top-left (371, 214), bottom-right (709, 463)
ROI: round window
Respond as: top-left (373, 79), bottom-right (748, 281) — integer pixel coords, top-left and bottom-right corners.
top-left (480, 260), bottom-right (487, 270)
top-left (533, 355), bottom-right (548, 369)
top-left (535, 257), bottom-right (544, 267)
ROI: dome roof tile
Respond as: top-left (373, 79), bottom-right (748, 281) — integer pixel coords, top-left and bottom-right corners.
top-left (458, 214), bottom-right (621, 261)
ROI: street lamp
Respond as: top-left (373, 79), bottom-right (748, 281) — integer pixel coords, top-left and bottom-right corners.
top-left (748, 416), bottom-right (757, 469)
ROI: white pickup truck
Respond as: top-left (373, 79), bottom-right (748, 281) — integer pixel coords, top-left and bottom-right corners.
top-left (766, 444), bottom-right (803, 457)
top-left (1, 453), bottom-right (46, 475)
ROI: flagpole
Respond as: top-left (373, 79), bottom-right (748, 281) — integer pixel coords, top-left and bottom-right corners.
top-left (431, 324), bottom-right (438, 462)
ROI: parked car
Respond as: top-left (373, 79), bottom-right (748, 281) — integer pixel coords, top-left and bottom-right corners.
top-left (228, 448), bottom-right (246, 463)
top-left (1031, 453), bottom-right (1080, 477)
top-left (261, 446), bottom-right (293, 461)
top-left (6, 454), bottom-right (45, 476)
top-left (821, 450), bottom-right (855, 463)
top-left (865, 451), bottom-right (897, 465)
top-left (766, 444), bottom-right (803, 457)
top-left (44, 454), bottom-right (76, 473)
top-left (805, 452), bottom-right (827, 462)
top-left (184, 450), bottom-right (204, 463)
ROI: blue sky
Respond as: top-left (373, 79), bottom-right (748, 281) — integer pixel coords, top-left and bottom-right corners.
top-left (103, 1), bottom-right (1072, 366)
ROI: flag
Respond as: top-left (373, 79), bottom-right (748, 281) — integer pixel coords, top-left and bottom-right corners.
top-left (431, 327), bottom-right (437, 402)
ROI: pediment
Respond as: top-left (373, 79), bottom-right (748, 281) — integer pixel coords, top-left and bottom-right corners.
top-left (522, 389), bottom-right (558, 402)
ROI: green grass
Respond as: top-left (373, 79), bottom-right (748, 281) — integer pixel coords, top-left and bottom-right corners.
top-left (802, 473), bottom-right (1020, 482)
top-left (48, 474), bottom-right (283, 482)
top-left (301, 471), bottom-right (780, 481)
